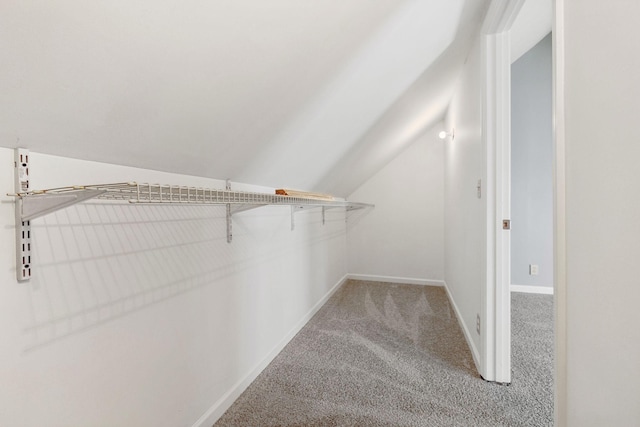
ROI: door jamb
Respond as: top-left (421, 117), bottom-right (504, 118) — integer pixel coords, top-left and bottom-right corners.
top-left (552, 0), bottom-right (567, 424)
top-left (481, 0), bottom-right (525, 384)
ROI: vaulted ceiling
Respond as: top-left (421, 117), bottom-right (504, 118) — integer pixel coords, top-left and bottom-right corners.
top-left (1, 0), bottom-right (491, 196)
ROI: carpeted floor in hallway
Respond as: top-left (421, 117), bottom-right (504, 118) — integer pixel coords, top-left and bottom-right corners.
top-left (214, 280), bottom-right (553, 426)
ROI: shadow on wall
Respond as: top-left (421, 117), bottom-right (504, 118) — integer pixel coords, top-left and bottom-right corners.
top-left (345, 206), bottom-right (374, 229)
top-left (20, 202), bottom-right (346, 352)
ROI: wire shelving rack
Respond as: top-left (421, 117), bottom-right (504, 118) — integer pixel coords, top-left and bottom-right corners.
top-left (9, 149), bottom-right (373, 281)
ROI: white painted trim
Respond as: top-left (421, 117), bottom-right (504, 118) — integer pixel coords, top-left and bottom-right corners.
top-left (347, 274), bottom-right (444, 287)
top-left (191, 274), bottom-right (349, 427)
top-left (553, 0), bottom-right (567, 424)
top-left (481, 31), bottom-right (496, 382)
top-left (482, 0), bottom-right (526, 34)
top-left (443, 281), bottom-right (481, 373)
top-left (511, 284), bottom-right (554, 295)
top-left (481, 0), bottom-right (528, 385)
top-left (482, 29), bottom-right (513, 384)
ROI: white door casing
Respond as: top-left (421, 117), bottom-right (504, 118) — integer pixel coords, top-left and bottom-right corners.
top-left (480, 0), bottom-right (526, 384)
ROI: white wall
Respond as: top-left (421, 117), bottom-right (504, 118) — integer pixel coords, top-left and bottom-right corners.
top-left (0, 148), bottom-right (348, 427)
top-left (347, 128), bottom-right (444, 285)
top-left (511, 33), bottom-right (553, 288)
top-left (559, 1), bottom-right (640, 425)
top-left (443, 37), bottom-right (484, 361)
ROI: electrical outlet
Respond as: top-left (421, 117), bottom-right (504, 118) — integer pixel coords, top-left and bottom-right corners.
top-left (529, 264), bottom-right (539, 276)
top-left (476, 314), bottom-right (481, 335)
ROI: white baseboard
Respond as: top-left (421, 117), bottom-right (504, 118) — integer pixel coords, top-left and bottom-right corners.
top-left (443, 281), bottom-right (481, 374)
top-left (191, 274), bottom-right (349, 427)
top-left (511, 284), bottom-right (554, 295)
top-left (347, 274), bottom-right (444, 287)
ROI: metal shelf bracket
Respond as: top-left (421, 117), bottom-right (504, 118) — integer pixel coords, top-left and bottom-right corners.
top-left (20, 189), bottom-right (107, 222)
top-left (14, 148), bottom-right (31, 281)
top-left (226, 179), bottom-right (232, 243)
top-left (225, 180), bottom-right (267, 242)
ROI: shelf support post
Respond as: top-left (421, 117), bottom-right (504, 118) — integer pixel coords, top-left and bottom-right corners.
top-left (14, 148), bottom-right (31, 281)
top-left (226, 179), bottom-right (232, 243)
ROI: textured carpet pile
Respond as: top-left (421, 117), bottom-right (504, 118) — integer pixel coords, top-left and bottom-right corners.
top-left (215, 280), bottom-right (553, 426)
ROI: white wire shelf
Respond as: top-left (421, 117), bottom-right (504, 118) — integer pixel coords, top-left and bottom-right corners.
top-left (10, 181), bottom-right (373, 221)
top-left (9, 148), bottom-right (373, 281)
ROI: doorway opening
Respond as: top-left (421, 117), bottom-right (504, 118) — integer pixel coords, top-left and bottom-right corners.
top-left (481, 0), bottom-right (553, 388)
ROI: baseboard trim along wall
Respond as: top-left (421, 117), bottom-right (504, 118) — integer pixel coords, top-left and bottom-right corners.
top-left (442, 281), bottom-right (481, 374)
top-left (192, 274), bottom-right (349, 427)
top-left (347, 274), bottom-right (444, 287)
top-left (511, 284), bottom-right (554, 295)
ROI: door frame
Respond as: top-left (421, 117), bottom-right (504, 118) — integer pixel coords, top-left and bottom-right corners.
top-left (481, 2), bottom-right (566, 423)
top-left (481, 0), bottom-right (526, 384)
top-left (552, 0), bottom-right (567, 424)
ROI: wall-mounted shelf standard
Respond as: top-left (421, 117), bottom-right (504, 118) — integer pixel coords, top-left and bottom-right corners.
top-left (8, 149), bottom-right (373, 281)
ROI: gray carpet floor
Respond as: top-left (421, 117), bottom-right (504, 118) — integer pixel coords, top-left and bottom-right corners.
top-left (214, 280), bottom-right (553, 426)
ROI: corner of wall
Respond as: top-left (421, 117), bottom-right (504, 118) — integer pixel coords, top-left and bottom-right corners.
top-left (443, 280), bottom-right (481, 374)
top-left (192, 274), bottom-right (349, 427)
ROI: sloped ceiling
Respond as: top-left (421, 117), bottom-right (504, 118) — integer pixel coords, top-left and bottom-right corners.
top-left (0, 0), bottom-right (489, 197)
top-left (511, 0), bottom-right (552, 63)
